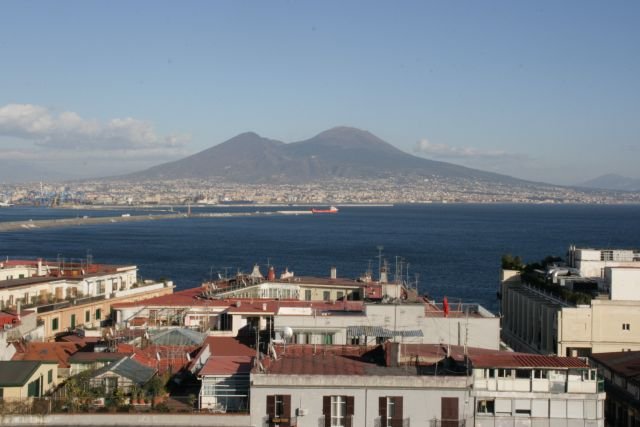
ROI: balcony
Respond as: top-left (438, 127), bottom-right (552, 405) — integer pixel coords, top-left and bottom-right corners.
top-left (374, 417), bottom-right (410, 427)
top-left (35, 294), bottom-right (106, 313)
top-left (111, 280), bottom-right (173, 299)
top-left (428, 420), bottom-right (466, 427)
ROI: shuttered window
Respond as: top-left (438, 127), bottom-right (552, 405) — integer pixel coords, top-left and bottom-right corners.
top-left (266, 395), bottom-right (291, 426)
top-left (379, 396), bottom-right (403, 427)
top-left (323, 395), bottom-right (354, 427)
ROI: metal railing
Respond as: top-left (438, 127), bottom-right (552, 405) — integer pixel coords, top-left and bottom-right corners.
top-left (374, 417), bottom-right (411, 427)
top-left (429, 419), bottom-right (466, 427)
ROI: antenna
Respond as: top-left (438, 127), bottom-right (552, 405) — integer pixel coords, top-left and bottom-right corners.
top-left (377, 246), bottom-right (384, 282)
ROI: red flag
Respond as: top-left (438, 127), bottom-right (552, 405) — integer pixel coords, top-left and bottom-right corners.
top-left (443, 296), bottom-right (449, 317)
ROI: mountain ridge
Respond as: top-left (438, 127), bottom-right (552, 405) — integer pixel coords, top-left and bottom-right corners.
top-left (120, 126), bottom-right (532, 185)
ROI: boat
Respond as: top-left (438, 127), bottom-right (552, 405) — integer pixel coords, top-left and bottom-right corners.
top-left (311, 206), bottom-right (339, 214)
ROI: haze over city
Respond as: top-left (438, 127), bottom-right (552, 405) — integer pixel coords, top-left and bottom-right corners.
top-left (0, 1), bottom-right (639, 186)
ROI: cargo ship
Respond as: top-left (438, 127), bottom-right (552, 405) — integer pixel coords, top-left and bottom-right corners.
top-left (311, 206), bottom-right (339, 214)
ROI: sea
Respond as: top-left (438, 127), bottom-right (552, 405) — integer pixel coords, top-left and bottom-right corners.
top-left (1, 203), bottom-right (640, 314)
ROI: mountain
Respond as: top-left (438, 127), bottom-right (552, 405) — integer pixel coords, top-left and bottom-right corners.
top-left (122, 126), bottom-right (527, 184)
top-left (578, 174), bottom-right (640, 192)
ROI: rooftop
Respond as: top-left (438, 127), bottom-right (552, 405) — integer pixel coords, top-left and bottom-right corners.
top-left (12, 342), bottom-right (82, 368)
top-left (0, 360), bottom-right (56, 386)
top-left (590, 351), bottom-right (640, 381)
top-left (469, 353), bottom-right (589, 369)
top-left (199, 355), bottom-right (254, 376)
top-left (93, 357), bottom-right (156, 385)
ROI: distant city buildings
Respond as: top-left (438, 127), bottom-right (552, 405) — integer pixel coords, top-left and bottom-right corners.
top-left (2, 176), bottom-right (639, 207)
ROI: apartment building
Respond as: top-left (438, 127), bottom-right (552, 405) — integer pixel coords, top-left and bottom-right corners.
top-left (0, 258), bottom-right (174, 340)
top-left (500, 256), bottom-right (640, 356)
top-left (248, 343), bottom-right (604, 427)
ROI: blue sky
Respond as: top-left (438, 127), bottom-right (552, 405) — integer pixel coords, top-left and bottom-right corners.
top-left (1, 1), bottom-right (638, 184)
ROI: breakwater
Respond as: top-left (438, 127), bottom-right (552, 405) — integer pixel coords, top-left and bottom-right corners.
top-left (0, 210), bottom-right (312, 233)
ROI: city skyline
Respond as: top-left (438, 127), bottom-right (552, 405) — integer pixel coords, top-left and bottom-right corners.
top-left (1, 1), bottom-right (639, 185)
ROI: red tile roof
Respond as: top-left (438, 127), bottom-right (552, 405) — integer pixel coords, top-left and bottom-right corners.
top-left (12, 342), bottom-right (82, 368)
top-left (117, 343), bottom-right (199, 374)
top-left (112, 286), bottom-right (365, 314)
top-left (469, 353), bottom-right (589, 369)
top-left (262, 352), bottom-right (368, 376)
top-left (204, 337), bottom-right (256, 357)
top-left (199, 356), bottom-right (254, 376)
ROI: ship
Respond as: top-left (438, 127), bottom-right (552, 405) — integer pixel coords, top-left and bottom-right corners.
top-left (311, 206), bottom-right (339, 214)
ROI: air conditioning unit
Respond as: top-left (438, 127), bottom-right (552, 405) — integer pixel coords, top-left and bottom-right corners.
top-left (297, 408), bottom-right (308, 416)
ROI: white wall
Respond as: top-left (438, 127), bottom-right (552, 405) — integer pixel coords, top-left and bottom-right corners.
top-left (607, 267), bottom-right (640, 301)
top-left (250, 374), bottom-right (471, 427)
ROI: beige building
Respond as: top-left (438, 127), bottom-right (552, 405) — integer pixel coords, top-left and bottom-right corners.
top-left (500, 266), bottom-right (640, 356)
top-left (0, 360), bottom-right (58, 399)
top-left (0, 258), bottom-right (174, 340)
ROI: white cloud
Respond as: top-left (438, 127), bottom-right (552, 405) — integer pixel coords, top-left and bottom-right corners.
top-left (0, 103), bottom-right (189, 151)
top-left (413, 138), bottom-right (518, 159)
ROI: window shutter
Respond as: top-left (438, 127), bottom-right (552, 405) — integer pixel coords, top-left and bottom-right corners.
top-left (266, 395), bottom-right (275, 418)
top-left (283, 395), bottom-right (291, 419)
top-left (394, 396), bottom-right (403, 420)
top-left (379, 396), bottom-right (387, 425)
top-left (323, 396), bottom-right (331, 427)
top-left (345, 395), bottom-right (355, 427)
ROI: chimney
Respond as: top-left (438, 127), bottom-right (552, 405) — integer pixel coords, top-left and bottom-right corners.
top-left (330, 266), bottom-right (337, 280)
top-left (262, 303), bottom-right (267, 311)
top-left (267, 266), bottom-right (276, 281)
top-left (385, 342), bottom-right (401, 367)
top-left (37, 258), bottom-right (44, 276)
top-left (16, 300), bottom-right (21, 321)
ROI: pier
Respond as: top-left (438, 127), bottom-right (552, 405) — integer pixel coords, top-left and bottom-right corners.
top-left (0, 210), bottom-right (313, 233)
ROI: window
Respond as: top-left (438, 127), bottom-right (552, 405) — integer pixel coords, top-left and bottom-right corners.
top-left (336, 291), bottom-right (344, 300)
top-left (323, 395), bottom-right (353, 427)
top-left (267, 394), bottom-right (290, 422)
top-left (487, 369), bottom-right (496, 378)
top-left (95, 308), bottom-right (101, 320)
top-left (97, 280), bottom-right (106, 294)
top-left (27, 379), bottom-right (40, 397)
top-left (52, 318), bottom-right (59, 331)
top-left (379, 396), bottom-right (402, 426)
top-left (48, 369), bottom-right (53, 384)
top-left (331, 396), bottom-right (346, 426)
top-left (323, 333), bottom-right (333, 345)
top-left (623, 323), bottom-right (630, 330)
top-left (275, 395), bottom-right (284, 417)
top-left (70, 314), bottom-right (76, 329)
top-left (85, 310), bottom-right (90, 322)
top-left (498, 368), bottom-right (512, 378)
top-left (477, 399), bottom-right (495, 415)
top-left (305, 289), bottom-right (312, 301)
top-left (323, 291), bottom-right (331, 301)
top-left (601, 250), bottom-right (613, 261)
top-left (515, 369), bottom-right (531, 379)
top-left (533, 369), bottom-right (548, 379)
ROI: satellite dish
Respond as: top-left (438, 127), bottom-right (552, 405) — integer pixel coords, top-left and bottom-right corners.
top-left (282, 326), bottom-right (294, 341)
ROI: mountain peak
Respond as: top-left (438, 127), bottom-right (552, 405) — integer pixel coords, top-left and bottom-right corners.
top-left (122, 126), bottom-right (520, 184)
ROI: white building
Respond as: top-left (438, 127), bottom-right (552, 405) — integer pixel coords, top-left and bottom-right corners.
top-left (249, 343), bottom-right (605, 427)
top-left (501, 248), bottom-right (640, 356)
top-left (567, 246), bottom-right (640, 279)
